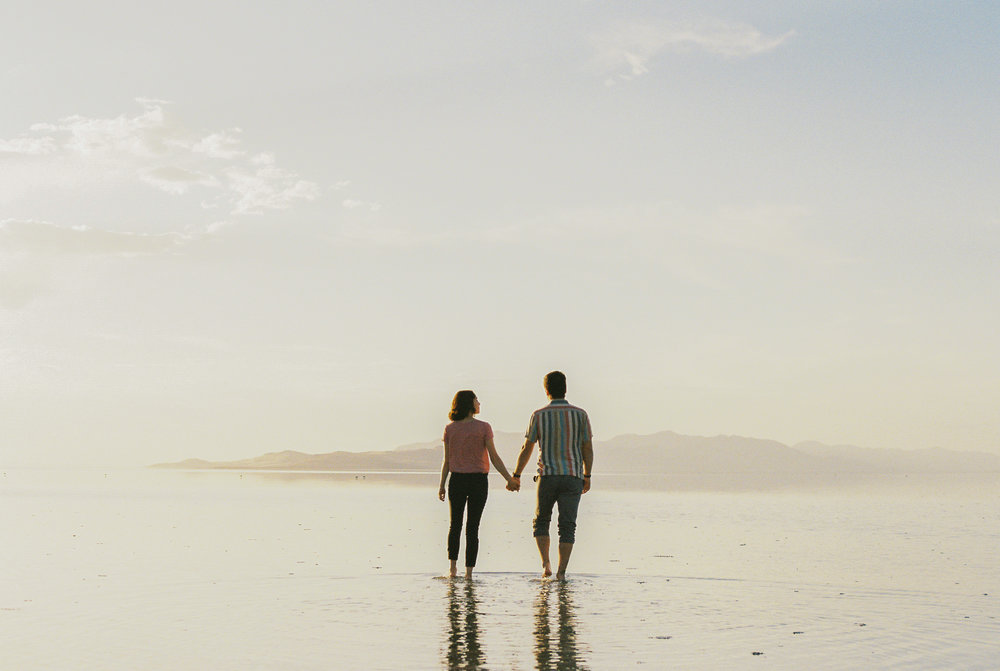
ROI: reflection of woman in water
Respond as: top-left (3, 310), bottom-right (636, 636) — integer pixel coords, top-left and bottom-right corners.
top-left (438, 390), bottom-right (515, 579)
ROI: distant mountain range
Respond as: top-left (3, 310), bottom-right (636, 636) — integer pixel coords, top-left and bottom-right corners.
top-left (152, 430), bottom-right (1000, 476)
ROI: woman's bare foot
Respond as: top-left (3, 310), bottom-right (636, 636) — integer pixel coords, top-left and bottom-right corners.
top-left (465, 567), bottom-right (473, 580)
top-left (449, 560), bottom-right (458, 578)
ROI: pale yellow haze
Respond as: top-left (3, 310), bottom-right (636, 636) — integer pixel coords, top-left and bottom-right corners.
top-left (1, 2), bottom-right (998, 467)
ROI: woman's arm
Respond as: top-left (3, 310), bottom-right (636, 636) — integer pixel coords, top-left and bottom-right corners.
top-left (438, 439), bottom-right (450, 501)
top-left (485, 436), bottom-right (513, 484)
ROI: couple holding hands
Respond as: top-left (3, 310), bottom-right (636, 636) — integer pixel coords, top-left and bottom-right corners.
top-left (437, 371), bottom-right (594, 580)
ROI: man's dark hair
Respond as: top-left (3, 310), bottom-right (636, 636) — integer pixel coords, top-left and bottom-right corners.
top-left (544, 371), bottom-right (567, 399)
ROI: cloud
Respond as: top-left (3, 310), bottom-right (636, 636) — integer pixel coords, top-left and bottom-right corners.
top-left (592, 19), bottom-right (794, 83)
top-left (0, 99), bottom-right (319, 216)
top-left (0, 136), bottom-right (58, 155)
top-left (0, 218), bottom-right (195, 256)
top-left (341, 198), bottom-right (381, 212)
top-left (192, 129), bottom-right (246, 159)
top-left (227, 165), bottom-right (321, 215)
top-left (24, 100), bottom-right (174, 157)
top-left (0, 218), bottom-right (203, 309)
top-left (140, 166), bottom-right (220, 195)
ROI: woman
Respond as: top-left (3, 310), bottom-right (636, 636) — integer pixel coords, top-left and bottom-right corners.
top-left (438, 390), bottom-right (514, 579)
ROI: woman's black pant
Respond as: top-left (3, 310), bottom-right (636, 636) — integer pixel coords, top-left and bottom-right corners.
top-left (447, 472), bottom-right (488, 567)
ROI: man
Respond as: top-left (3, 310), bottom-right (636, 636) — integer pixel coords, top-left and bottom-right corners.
top-left (508, 371), bottom-right (593, 579)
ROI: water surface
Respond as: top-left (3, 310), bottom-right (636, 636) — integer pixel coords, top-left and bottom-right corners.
top-left (2, 469), bottom-right (997, 669)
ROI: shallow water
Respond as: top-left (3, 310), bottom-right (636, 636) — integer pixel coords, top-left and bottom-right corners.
top-left (2, 470), bottom-right (998, 669)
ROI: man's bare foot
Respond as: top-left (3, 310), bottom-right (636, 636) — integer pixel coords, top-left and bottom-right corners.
top-left (542, 562), bottom-right (553, 578)
top-left (556, 571), bottom-right (566, 581)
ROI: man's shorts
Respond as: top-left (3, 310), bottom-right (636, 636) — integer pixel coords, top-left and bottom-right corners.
top-left (532, 475), bottom-right (584, 544)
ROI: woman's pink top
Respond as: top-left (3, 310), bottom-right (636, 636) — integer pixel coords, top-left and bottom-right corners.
top-left (443, 419), bottom-right (493, 473)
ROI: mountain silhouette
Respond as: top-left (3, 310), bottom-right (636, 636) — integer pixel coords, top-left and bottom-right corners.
top-left (153, 430), bottom-right (1000, 477)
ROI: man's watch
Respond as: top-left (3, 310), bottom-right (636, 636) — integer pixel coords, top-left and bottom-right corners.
top-left (512, 473), bottom-right (521, 478)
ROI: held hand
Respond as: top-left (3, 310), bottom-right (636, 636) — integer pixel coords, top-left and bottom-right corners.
top-left (582, 477), bottom-right (591, 494)
top-left (506, 478), bottom-right (520, 492)
top-left (438, 486), bottom-right (446, 501)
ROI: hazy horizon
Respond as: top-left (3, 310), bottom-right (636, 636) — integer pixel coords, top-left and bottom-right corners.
top-left (2, 2), bottom-right (998, 469)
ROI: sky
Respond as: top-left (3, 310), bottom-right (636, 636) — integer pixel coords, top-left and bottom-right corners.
top-left (1, 1), bottom-right (998, 468)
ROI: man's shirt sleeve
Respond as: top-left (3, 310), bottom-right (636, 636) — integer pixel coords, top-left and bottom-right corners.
top-left (525, 412), bottom-right (538, 443)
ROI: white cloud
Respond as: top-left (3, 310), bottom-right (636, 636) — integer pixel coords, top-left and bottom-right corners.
top-left (0, 99), bottom-right (319, 216)
top-left (341, 198), bottom-right (381, 212)
top-left (0, 218), bottom-right (195, 256)
top-left (51, 101), bottom-right (173, 157)
top-left (0, 217), bottom-right (207, 309)
top-left (226, 165), bottom-right (321, 215)
top-left (140, 166), bottom-right (220, 195)
top-left (192, 129), bottom-right (246, 159)
top-left (336, 180), bottom-right (380, 212)
top-left (0, 136), bottom-right (58, 155)
top-left (593, 19), bottom-right (795, 82)
top-left (204, 220), bottom-right (234, 235)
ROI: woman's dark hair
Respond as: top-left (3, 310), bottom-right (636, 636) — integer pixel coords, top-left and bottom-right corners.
top-left (449, 390), bottom-right (477, 421)
top-left (544, 371), bottom-right (566, 399)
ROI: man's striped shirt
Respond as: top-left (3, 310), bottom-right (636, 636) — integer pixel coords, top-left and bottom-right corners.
top-left (525, 399), bottom-right (592, 479)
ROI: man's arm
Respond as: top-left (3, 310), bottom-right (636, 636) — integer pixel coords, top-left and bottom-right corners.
top-left (510, 439), bottom-right (537, 491)
top-left (581, 439), bottom-right (593, 494)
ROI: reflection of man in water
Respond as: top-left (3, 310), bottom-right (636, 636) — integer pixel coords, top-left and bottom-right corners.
top-left (510, 371), bottom-right (594, 579)
top-left (534, 581), bottom-right (588, 670)
top-left (445, 580), bottom-right (484, 670)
